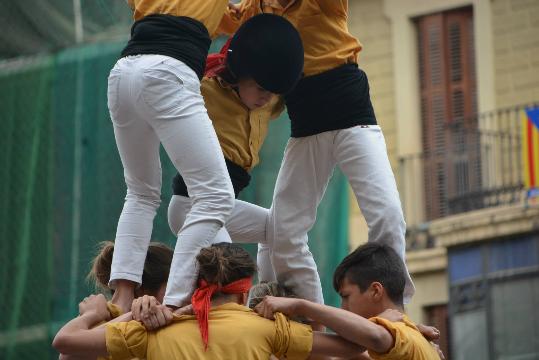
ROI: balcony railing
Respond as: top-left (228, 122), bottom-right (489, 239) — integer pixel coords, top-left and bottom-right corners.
top-left (398, 104), bottom-right (536, 222)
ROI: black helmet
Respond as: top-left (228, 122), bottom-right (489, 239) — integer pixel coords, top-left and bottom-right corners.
top-left (227, 13), bottom-right (304, 94)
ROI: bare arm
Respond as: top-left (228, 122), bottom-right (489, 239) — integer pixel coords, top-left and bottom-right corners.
top-left (52, 313), bottom-right (108, 357)
top-left (59, 355), bottom-right (95, 360)
top-left (217, 0), bottom-right (261, 36)
top-left (310, 332), bottom-right (365, 359)
top-left (298, 300), bottom-right (394, 354)
top-left (53, 294), bottom-right (113, 357)
top-left (256, 297), bottom-right (394, 354)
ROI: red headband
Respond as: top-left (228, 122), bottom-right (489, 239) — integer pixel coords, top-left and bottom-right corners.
top-left (191, 277), bottom-right (253, 350)
top-left (204, 37), bottom-right (233, 78)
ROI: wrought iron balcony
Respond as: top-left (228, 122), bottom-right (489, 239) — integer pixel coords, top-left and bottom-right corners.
top-left (398, 104), bottom-right (535, 222)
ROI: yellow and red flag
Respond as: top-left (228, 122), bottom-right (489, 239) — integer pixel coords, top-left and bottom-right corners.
top-left (522, 107), bottom-right (539, 198)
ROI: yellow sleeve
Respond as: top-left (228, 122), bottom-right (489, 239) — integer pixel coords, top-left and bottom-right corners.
top-left (105, 321), bottom-right (148, 360)
top-left (107, 302), bottom-right (123, 319)
top-left (367, 317), bottom-right (413, 360)
top-left (269, 96), bottom-right (285, 120)
top-left (273, 313), bottom-right (313, 360)
top-left (316, 0), bottom-right (347, 16)
top-left (217, 0), bottom-right (262, 36)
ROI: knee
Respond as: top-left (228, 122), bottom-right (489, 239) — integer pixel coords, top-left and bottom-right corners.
top-left (191, 187), bottom-right (234, 220)
top-left (125, 190), bottom-right (161, 209)
top-left (168, 195), bottom-right (190, 234)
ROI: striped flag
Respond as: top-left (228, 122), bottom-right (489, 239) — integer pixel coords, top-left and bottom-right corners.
top-left (522, 107), bottom-right (539, 199)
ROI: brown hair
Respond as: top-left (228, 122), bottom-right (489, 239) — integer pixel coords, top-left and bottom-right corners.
top-left (247, 281), bottom-right (295, 309)
top-left (333, 243), bottom-right (406, 306)
top-left (88, 241), bottom-right (173, 295)
top-left (196, 243), bottom-right (256, 288)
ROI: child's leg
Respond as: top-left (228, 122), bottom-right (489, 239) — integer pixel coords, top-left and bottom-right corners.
top-left (147, 66), bottom-right (234, 306)
top-left (167, 195), bottom-right (232, 244)
top-left (110, 55), bottom-right (234, 308)
top-left (334, 125), bottom-right (415, 302)
top-left (169, 195), bottom-right (274, 281)
top-left (108, 59), bottom-right (165, 308)
top-left (257, 243), bottom-right (276, 282)
top-left (168, 196), bottom-right (268, 243)
top-left (268, 134), bottom-right (337, 304)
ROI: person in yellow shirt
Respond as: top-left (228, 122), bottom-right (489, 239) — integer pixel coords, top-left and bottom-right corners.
top-left (221, 0), bottom-right (416, 306)
top-left (255, 243), bottom-right (441, 360)
top-left (110, 0), bottom-right (305, 314)
top-left (53, 243), bottom-right (365, 359)
top-left (57, 242), bottom-right (174, 360)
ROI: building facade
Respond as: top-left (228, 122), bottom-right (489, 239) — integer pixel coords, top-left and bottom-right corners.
top-left (347, 0), bottom-right (539, 358)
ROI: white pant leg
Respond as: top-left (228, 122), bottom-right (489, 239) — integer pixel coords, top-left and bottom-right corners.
top-left (334, 125), bottom-right (415, 302)
top-left (108, 61), bottom-right (163, 284)
top-left (268, 135), bottom-right (337, 304)
top-left (107, 55), bottom-right (234, 306)
top-left (167, 195), bottom-right (232, 244)
top-left (168, 195), bottom-right (275, 280)
top-left (256, 243), bottom-right (276, 282)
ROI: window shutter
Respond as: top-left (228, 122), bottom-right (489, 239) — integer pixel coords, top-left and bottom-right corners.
top-left (416, 7), bottom-right (477, 220)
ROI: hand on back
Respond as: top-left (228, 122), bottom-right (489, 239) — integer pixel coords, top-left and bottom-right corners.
top-left (254, 296), bottom-right (301, 320)
top-left (131, 295), bottom-right (173, 330)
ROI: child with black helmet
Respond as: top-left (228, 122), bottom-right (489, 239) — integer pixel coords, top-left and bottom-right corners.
top-left (109, 2), bottom-right (303, 313)
top-left (168, 13), bottom-right (304, 283)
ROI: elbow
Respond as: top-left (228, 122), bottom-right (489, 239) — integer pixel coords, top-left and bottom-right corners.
top-left (367, 330), bottom-right (393, 354)
top-left (52, 333), bottom-right (69, 354)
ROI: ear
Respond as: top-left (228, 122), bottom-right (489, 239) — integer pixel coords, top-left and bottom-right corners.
top-left (370, 282), bottom-right (385, 302)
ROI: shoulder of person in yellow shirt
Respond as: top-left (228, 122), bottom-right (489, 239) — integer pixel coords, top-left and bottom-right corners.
top-left (95, 302), bottom-right (128, 360)
top-left (105, 303), bottom-right (312, 360)
top-left (367, 315), bottom-right (440, 360)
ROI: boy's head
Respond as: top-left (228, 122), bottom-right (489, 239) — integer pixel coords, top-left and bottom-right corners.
top-left (333, 243), bottom-right (406, 318)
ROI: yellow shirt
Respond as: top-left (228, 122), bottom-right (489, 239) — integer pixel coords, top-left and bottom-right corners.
top-left (367, 315), bottom-right (440, 360)
top-left (105, 303), bottom-right (313, 360)
top-left (219, 0), bottom-right (362, 76)
top-left (202, 77), bottom-right (284, 170)
top-left (97, 303), bottom-right (133, 360)
top-left (128, 0), bottom-right (229, 37)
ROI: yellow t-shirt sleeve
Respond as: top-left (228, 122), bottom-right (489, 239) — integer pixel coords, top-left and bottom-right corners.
top-left (216, 0), bottom-right (261, 35)
top-left (105, 321), bottom-right (148, 360)
top-left (316, 0), bottom-right (348, 17)
top-left (107, 302), bottom-right (123, 318)
top-left (273, 313), bottom-right (313, 360)
top-left (367, 317), bottom-right (413, 360)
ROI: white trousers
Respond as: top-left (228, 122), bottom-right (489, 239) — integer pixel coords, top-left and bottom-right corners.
top-left (168, 195), bottom-right (276, 281)
top-left (107, 55), bottom-right (234, 306)
top-left (267, 125), bottom-right (415, 304)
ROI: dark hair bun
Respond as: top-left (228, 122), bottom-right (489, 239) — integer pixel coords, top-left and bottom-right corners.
top-left (196, 243), bottom-right (256, 287)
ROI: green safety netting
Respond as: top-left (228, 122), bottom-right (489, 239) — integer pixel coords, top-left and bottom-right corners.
top-left (0, 40), bottom-right (349, 359)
